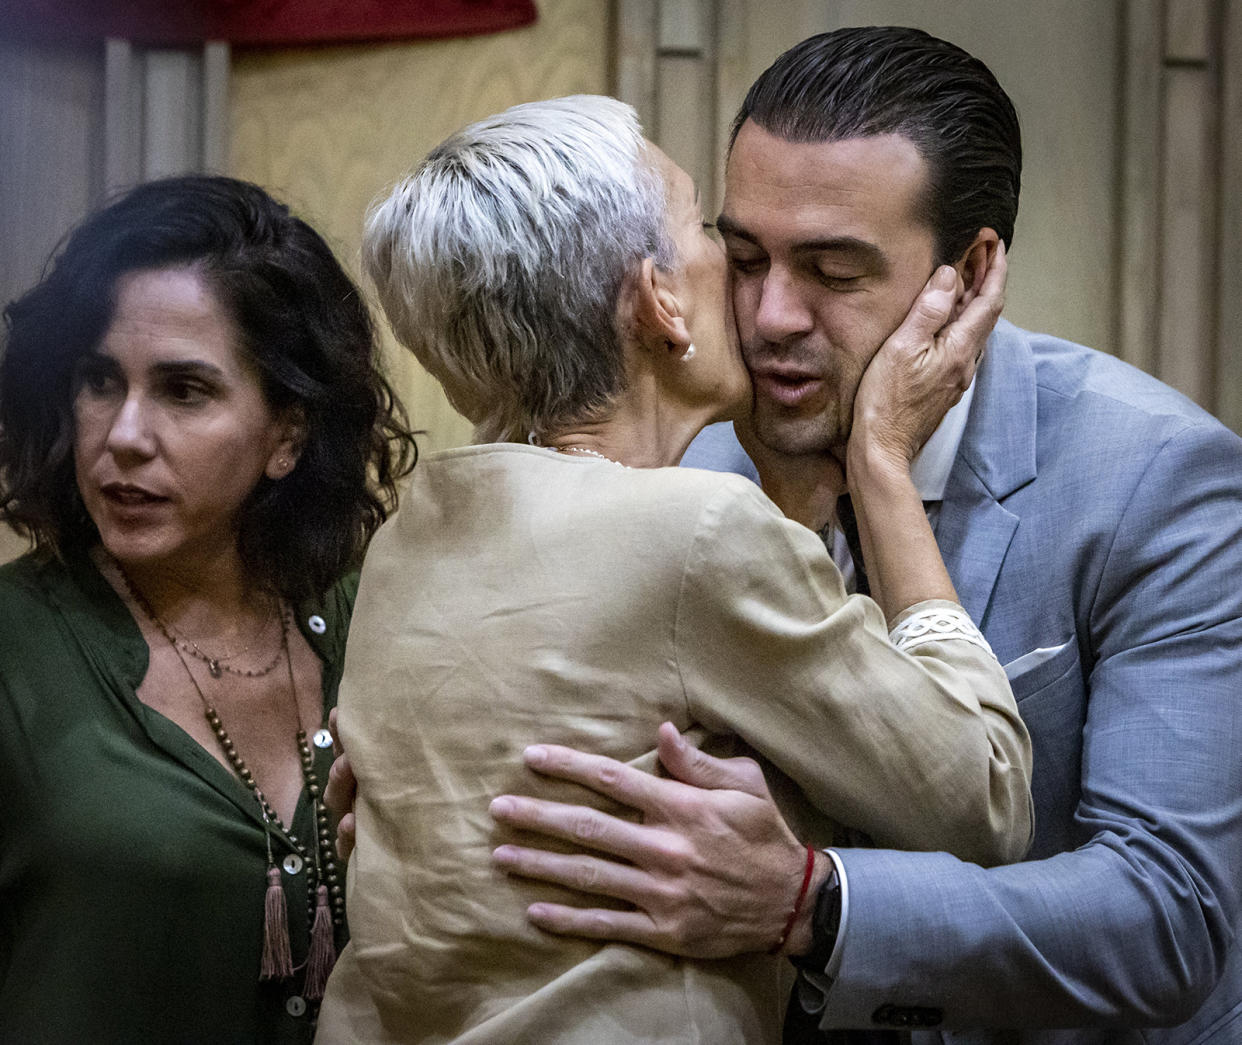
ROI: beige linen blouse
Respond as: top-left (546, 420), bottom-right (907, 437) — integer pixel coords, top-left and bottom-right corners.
top-left (316, 443), bottom-right (1031, 1045)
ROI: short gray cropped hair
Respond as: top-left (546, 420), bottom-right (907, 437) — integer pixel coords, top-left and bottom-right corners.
top-left (365, 94), bottom-right (676, 443)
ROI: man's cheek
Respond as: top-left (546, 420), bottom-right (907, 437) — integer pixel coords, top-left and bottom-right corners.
top-left (730, 283), bottom-right (760, 341)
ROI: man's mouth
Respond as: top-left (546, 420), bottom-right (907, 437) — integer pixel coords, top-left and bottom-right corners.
top-left (750, 369), bottom-right (824, 407)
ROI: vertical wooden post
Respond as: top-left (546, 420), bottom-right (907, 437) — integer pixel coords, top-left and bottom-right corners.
top-left (615, 0), bottom-right (658, 135)
top-left (1157, 0), bottom-right (1217, 407)
top-left (614, 0), bottom-right (720, 214)
top-left (1117, 0), bottom-right (1238, 431)
top-left (1117, 0), bottom-right (1163, 378)
top-left (104, 38), bottom-right (140, 192)
top-left (202, 42), bottom-right (230, 174)
top-left (1218, 0), bottom-right (1242, 432)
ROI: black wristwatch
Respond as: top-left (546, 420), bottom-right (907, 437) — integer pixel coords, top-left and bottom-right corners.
top-left (790, 860), bottom-right (841, 975)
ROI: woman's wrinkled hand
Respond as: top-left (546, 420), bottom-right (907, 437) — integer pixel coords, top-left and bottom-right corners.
top-left (850, 242), bottom-right (1007, 474)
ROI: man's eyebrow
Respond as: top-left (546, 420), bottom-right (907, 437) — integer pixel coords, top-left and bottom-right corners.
top-left (714, 217), bottom-right (887, 269)
top-left (714, 214), bottom-right (754, 242)
top-left (796, 236), bottom-right (888, 276)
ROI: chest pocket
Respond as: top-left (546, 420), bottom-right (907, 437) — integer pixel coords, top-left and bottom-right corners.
top-left (1005, 637), bottom-right (1077, 702)
top-left (1004, 636), bottom-right (1084, 858)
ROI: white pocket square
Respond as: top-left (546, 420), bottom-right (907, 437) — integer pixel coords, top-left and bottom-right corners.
top-left (1003, 638), bottom-right (1074, 680)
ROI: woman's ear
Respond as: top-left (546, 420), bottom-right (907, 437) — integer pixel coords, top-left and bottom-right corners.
top-left (265, 406), bottom-right (308, 480)
top-left (951, 228), bottom-right (1001, 321)
top-left (629, 257), bottom-right (693, 354)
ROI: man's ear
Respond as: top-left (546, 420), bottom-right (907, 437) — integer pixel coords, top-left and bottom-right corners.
top-left (629, 257), bottom-right (693, 355)
top-left (951, 228), bottom-right (1001, 321)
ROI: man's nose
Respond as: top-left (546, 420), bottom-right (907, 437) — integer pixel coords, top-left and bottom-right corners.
top-left (753, 268), bottom-right (813, 344)
top-left (105, 396), bottom-right (157, 459)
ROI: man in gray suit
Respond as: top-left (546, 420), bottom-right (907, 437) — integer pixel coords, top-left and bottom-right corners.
top-left (487, 27), bottom-right (1242, 1042)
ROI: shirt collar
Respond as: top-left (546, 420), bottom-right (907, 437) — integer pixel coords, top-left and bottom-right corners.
top-left (908, 378), bottom-right (976, 501)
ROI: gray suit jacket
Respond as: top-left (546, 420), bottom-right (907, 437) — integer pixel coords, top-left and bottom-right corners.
top-left (684, 320), bottom-right (1242, 1043)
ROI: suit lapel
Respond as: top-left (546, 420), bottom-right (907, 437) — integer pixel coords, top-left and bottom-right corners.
top-left (938, 321), bottom-right (1038, 627)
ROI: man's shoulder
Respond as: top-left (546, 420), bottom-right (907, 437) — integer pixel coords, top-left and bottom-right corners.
top-left (994, 320), bottom-right (1222, 433)
top-left (681, 424), bottom-right (761, 482)
top-left (980, 321), bottom-right (1241, 473)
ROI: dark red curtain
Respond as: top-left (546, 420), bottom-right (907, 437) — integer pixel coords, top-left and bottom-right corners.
top-left (0, 1), bottom-right (537, 47)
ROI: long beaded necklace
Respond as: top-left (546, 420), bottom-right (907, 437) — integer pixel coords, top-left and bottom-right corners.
top-left (117, 565), bottom-right (342, 998)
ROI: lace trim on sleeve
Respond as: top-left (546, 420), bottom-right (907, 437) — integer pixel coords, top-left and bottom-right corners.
top-left (889, 606), bottom-right (997, 659)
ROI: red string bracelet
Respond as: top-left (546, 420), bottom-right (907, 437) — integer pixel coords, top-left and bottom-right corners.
top-left (768, 843), bottom-right (817, 955)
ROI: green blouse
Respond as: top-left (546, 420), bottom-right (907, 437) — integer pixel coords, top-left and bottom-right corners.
top-left (0, 551), bottom-right (356, 1044)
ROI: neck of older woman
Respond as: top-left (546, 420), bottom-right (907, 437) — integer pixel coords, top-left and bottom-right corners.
top-left (546, 385), bottom-right (724, 468)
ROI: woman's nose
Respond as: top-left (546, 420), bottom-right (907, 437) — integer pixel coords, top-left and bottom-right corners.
top-left (104, 395), bottom-right (157, 458)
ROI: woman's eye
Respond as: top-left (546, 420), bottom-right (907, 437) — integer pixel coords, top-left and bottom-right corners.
top-left (164, 379), bottom-right (211, 404)
top-left (74, 362), bottom-right (118, 396)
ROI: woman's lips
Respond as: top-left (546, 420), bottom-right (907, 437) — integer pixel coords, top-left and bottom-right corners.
top-left (99, 483), bottom-right (169, 515)
top-left (751, 371), bottom-right (824, 408)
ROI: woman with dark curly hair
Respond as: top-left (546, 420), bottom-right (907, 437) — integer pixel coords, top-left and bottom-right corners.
top-left (0, 175), bottom-right (416, 1043)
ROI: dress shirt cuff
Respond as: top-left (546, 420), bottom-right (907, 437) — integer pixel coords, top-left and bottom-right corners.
top-left (792, 849), bottom-right (850, 1016)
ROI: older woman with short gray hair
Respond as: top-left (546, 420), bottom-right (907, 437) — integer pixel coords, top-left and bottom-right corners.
top-left (366, 95), bottom-right (680, 445)
top-left (316, 95), bottom-right (1029, 1044)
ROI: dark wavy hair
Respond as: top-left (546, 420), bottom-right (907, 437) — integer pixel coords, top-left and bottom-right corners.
top-left (0, 175), bottom-right (417, 600)
top-left (732, 26), bottom-right (1022, 264)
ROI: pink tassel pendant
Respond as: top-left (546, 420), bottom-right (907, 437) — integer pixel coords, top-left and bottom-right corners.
top-left (260, 866), bottom-right (294, 980)
top-left (303, 884), bottom-right (337, 999)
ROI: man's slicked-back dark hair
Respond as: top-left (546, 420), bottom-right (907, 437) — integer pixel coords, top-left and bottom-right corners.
top-left (0, 175), bottom-right (417, 600)
top-left (731, 26), bottom-right (1022, 264)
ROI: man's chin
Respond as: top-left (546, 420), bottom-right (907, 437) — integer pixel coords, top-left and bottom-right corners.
top-left (751, 414), bottom-right (847, 460)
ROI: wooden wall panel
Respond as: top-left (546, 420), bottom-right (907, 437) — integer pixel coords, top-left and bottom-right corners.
top-left (656, 0), bottom-right (716, 208)
top-left (617, 0), bottom-right (718, 211)
top-left (615, 2), bottom-right (722, 217)
top-left (141, 50), bottom-right (204, 179)
top-left (1120, 0), bottom-right (1239, 430)
top-left (229, 0), bottom-right (612, 452)
top-left (615, 0), bottom-right (657, 133)
top-left (1166, 0), bottom-right (1213, 56)
top-left (1220, 0), bottom-right (1242, 432)
top-left (1119, 0), bottom-right (1163, 377)
top-left (0, 40), bottom-right (99, 561)
top-left (0, 38), bottom-right (103, 308)
top-left (656, 53), bottom-right (712, 194)
top-left (1158, 58), bottom-right (1217, 404)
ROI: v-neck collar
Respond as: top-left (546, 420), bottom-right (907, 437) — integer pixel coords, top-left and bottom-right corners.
top-left (40, 549), bottom-right (342, 839)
